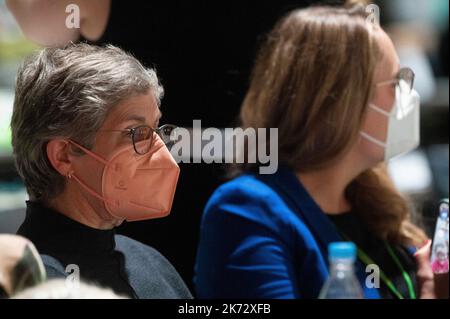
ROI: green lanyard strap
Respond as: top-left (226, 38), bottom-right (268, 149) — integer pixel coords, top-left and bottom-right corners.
top-left (340, 233), bottom-right (416, 299)
top-left (384, 242), bottom-right (417, 299)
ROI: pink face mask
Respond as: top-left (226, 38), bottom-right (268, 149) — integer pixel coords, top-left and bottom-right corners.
top-left (67, 134), bottom-right (180, 221)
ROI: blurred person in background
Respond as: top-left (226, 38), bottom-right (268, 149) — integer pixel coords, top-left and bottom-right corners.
top-left (12, 279), bottom-right (127, 299)
top-left (0, 234), bottom-right (46, 298)
top-left (10, 43), bottom-right (191, 299)
top-left (195, 3), bottom-right (448, 299)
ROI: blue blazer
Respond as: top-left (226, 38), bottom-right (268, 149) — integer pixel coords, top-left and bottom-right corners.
top-left (194, 166), bottom-right (382, 299)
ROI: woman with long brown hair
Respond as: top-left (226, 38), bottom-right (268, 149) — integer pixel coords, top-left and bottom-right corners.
top-left (195, 3), bottom-right (443, 298)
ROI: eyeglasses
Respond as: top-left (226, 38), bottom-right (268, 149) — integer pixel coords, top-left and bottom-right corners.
top-left (376, 67), bottom-right (415, 95)
top-left (99, 124), bottom-right (179, 155)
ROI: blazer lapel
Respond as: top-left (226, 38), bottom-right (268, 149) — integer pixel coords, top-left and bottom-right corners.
top-left (258, 166), bottom-right (341, 255)
top-left (257, 166), bottom-right (381, 299)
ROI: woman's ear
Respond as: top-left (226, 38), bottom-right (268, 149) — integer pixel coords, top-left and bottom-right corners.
top-left (46, 139), bottom-right (73, 177)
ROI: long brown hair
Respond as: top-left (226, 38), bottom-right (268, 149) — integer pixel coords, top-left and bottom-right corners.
top-left (238, 4), bottom-right (426, 246)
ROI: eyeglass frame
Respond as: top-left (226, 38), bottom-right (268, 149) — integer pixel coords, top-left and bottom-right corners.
top-left (97, 124), bottom-right (179, 155)
top-left (375, 67), bottom-right (415, 94)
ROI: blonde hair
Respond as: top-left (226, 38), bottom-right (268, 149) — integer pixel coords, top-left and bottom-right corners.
top-left (239, 4), bottom-right (426, 246)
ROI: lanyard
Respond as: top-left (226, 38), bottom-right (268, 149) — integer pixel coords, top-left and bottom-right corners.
top-left (357, 242), bottom-right (416, 299)
top-left (340, 233), bottom-right (416, 299)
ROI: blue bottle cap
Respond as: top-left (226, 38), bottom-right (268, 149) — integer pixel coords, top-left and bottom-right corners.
top-left (328, 242), bottom-right (357, 262)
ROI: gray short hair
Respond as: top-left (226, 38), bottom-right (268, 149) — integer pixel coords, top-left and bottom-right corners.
top-left (11, 43), bottom-right (164, 203)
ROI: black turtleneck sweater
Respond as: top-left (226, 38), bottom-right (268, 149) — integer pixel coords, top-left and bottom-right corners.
top-left (17, 201), bottom-right (192, 299)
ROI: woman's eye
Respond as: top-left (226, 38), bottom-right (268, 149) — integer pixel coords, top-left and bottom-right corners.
top-left (134, 128), bottom-right (152, 142)
top-left (122, 130), bottom-right (133, 139)
top-left (135, 134), bottom-right (144, 142)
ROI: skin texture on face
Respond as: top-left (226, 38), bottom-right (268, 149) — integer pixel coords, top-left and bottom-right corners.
top-left (49, 91), bottom-right (162, 229)
top-left (358, 28), bottom-right (401, 165)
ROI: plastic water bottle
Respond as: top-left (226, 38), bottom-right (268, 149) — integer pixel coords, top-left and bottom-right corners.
top-left (318, 242), bottom-right (364, 299)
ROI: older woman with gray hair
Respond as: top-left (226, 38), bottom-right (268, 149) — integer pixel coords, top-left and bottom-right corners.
top-left (11, 43), bottom-right (191, 299)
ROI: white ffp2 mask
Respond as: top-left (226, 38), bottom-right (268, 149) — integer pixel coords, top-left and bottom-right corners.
top-left (360, 87), bottom-right (420, 161)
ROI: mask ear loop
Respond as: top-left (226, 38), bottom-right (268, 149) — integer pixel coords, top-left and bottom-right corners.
top-left (368, 103), bottom-right (392, 117)
top-left (359, 103), bottom-right (391, 148)
top-left (66, 171), bottom-right (116, 206)
top-left (68, 140), bottom-right (109, 165)
top-left (359, 131), bottom-right (387, 148)
top-left (65, 141), bottom-right (117, 208)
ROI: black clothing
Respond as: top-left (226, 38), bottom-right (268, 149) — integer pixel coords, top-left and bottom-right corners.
top-left (17, 201), bottom-right (192, 299)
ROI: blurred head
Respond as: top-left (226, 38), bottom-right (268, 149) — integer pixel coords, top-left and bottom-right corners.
top-left (12, 279), bottom-right (127, 299)
top-left (11, 44), bottom-right (166, 224)
top-left (0, 235), bottom-right (46, 297)
top-left (239, 4), bottom-right (426, 245)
